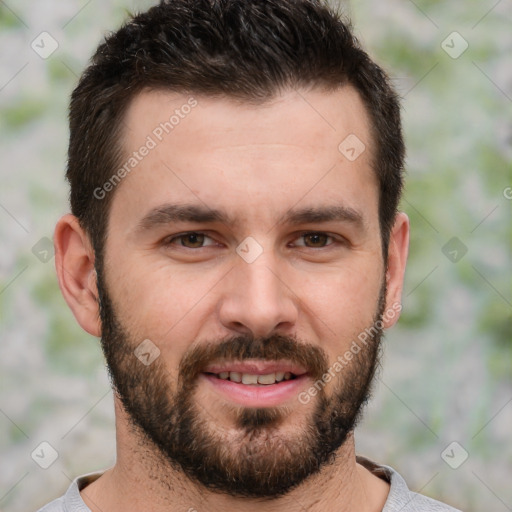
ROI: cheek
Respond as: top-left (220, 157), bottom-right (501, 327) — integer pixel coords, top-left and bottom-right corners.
top-left (107, 258), bottom-right (223, 351)
top-left (297, 264), bottom-right (383, 365)
top-left (301, 264), bottom-right (382, 323)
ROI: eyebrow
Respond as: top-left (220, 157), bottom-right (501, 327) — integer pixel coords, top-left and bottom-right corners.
top-left (137, 204), bottom-right (233, 232)
top-left (136, 203), bottom-right (365, 233)
top-left (280, 205), bottom-right (363, 227)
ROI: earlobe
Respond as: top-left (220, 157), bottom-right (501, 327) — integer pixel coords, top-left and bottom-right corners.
top-left (54, 214), bottom-right (102, 337)
top-left (383, 212), bottom-right (409, 329)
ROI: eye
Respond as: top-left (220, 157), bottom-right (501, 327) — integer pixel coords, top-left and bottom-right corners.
top-left (164, 232), bottom-right (217, 249)
top-left (162, 231), bottom-right (342, 252)
top-left (292, 232), bottom-right (338, 249)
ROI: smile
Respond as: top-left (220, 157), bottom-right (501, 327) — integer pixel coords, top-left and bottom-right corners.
top-left (205, 370), bottom-right (297, 385)
top-left (200, 361), bottom-right (309, 407)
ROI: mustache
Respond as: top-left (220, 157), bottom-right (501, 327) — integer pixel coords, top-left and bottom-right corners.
top-left (178, 333), bottom-right (329, 385)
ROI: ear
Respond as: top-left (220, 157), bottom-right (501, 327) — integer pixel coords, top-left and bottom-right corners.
top-left (382, 212), bottom-right (409, 329)
top-left (54, 214), bottom-right (101, 337)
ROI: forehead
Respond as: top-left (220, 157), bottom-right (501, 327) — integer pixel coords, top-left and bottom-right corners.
top-left (122, 85), bottom-right (372, 155)
top-left (109, 85), bottom-right (377, 234)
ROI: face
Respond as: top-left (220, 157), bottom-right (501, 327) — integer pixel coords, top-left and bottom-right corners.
top-left (96, 86), bottom-right (394, 497)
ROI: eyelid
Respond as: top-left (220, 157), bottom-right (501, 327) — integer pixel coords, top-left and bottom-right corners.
top-left (163, 230), bottom-right (344, 250)
top-left (163, 231), bottom-right (219, 247)
top-left (291, 231), bottom-right (339, 248)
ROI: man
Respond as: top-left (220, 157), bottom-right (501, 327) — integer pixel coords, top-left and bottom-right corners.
top-left (39, 0), bottom-right (460, 510)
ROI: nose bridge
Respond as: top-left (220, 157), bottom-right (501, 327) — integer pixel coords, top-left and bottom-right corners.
top-left (243, 253), bottom-right (282, 303)
top-left (218, 247), bottom-right (298, 337)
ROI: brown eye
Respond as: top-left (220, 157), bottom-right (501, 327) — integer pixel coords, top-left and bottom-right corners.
top-left (303, 233), bottom-right (331, 248)
top-left (293, 232), bottom-right (335, 248)
top-left (180, 233), bottom-right (205, 248)
top-left (164, 232), bottom-right (216, 249)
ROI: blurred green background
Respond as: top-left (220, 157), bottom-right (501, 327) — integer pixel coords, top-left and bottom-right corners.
top-left (0, 1), bottom-right (510, 511)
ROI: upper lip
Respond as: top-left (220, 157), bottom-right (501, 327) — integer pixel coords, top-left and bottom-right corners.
top-left (203, 360), bottom-right (308, 376)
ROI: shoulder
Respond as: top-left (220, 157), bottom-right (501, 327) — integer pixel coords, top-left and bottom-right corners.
top-left (384, 482), bottom-right (462, 512)
top-left (34, 471), bottom-right (104, 512)
top-left (356, 455), bottom-right (463, 512)
top-left (35, 496), bottom-right (66, 512)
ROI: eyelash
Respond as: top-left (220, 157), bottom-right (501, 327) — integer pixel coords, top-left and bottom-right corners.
top-left (163, 231), bottom-right (342, 250)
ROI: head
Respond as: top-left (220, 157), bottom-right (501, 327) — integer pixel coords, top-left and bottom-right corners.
top-left (55, 0), bottom-right (409, 500)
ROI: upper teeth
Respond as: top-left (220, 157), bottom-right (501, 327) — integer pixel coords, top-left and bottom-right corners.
top-left (216, 371), bottom-right (293, 385)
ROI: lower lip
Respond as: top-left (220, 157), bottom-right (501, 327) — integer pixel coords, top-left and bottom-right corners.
top-left (200, 373), bottom-right (309, 407)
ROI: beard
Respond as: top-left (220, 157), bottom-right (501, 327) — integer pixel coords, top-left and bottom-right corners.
top-left (96, 268), bottom-right (386, 499)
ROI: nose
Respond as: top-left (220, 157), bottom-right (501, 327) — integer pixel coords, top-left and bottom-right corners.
top-left (217, 252), bottom-right (299, 338)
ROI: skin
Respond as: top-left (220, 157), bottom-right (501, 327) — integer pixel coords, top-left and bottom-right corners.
top-left (54, 85), bottom-right (409, 512)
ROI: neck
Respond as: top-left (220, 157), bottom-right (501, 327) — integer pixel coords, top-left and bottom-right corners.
top-left (81, 400), bottom-right (388, 512)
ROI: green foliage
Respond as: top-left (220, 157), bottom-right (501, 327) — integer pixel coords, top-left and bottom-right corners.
top-left (32, 273), bottom-right (102, 376)
top-left (0, 4), bottom-right (25, 29)
top-left (1, 99), bottom-right (47, 130)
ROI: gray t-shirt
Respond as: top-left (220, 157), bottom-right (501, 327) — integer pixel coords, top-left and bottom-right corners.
top-left (36, 456), bottom-right (462, 511)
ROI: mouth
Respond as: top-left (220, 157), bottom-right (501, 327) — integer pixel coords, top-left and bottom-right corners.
top-left (200, 360), bottom-right (309, 407)
top-left (204, 370), bottom-right (299, 385)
